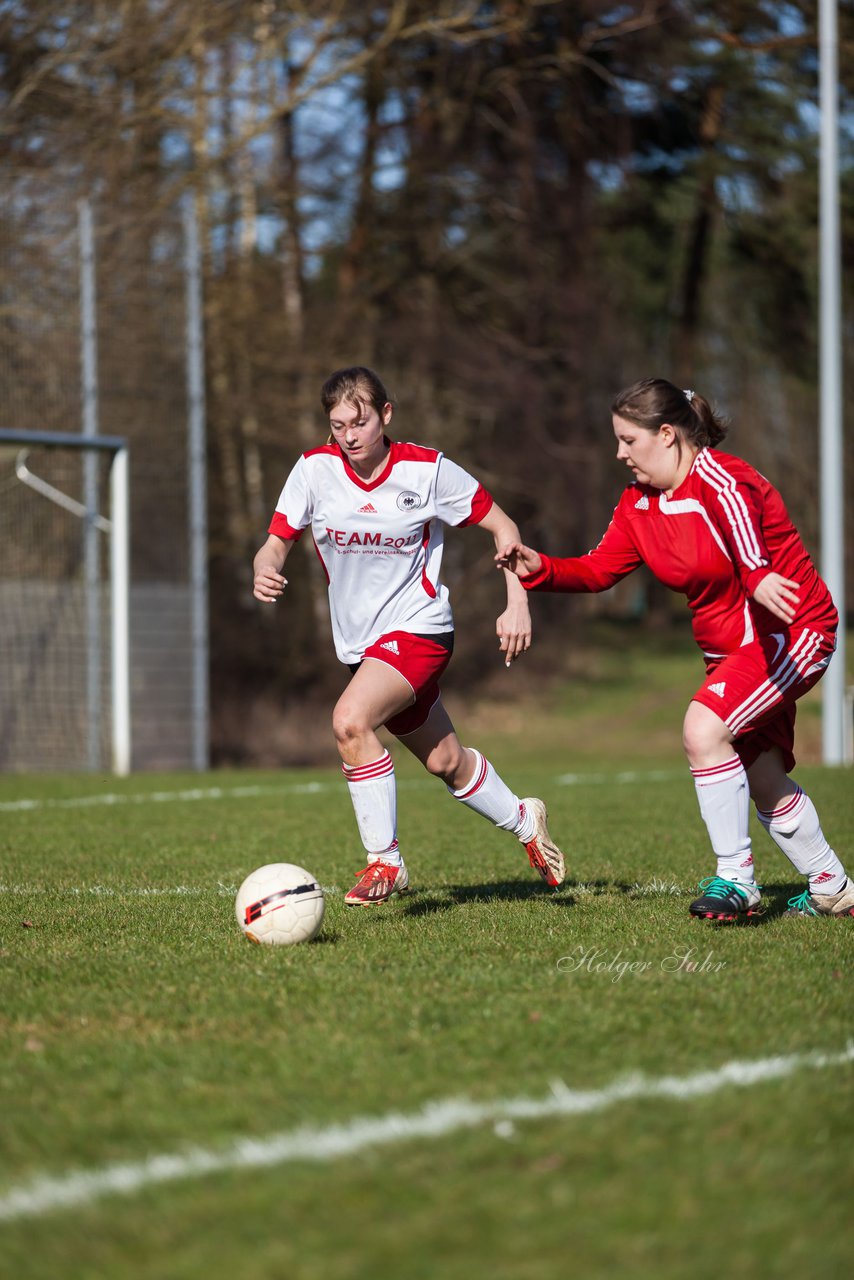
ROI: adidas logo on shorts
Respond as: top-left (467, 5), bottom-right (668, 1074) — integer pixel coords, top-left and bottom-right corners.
top-left (708, 681), bottom-right (726, 697)
top-left (380, 640), bottom-right (400, 655)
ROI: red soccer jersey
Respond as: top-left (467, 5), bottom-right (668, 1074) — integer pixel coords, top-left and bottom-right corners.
top-left (522, 448), bottom-right (836, 656)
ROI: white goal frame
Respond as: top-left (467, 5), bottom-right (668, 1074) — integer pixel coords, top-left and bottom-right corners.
top-left (0, 428), bottom-right (131, 775)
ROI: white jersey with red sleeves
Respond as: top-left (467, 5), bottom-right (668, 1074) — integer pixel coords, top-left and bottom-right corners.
top-left (523, 448), bottom-right (836, 656)
top-left (268, 439), bottom-right (493, 664)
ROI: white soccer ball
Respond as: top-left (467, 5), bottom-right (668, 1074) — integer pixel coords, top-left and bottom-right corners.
top-left (235, 863), bottom-right (325, 946)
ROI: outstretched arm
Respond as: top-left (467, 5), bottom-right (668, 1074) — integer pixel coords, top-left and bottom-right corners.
top-left (476, 502), bottom-right (533, 666)
top-left (496, 503), bottom-right (643, 593)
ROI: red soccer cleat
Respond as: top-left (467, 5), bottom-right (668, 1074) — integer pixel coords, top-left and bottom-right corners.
top-left (344, 859), bottom-right (410, 907)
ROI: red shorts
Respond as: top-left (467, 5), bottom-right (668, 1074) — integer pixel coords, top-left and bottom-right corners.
top-left (356, 631), bottom-right (453, 736)
top-left (692, 627), bottom-right (837, 771)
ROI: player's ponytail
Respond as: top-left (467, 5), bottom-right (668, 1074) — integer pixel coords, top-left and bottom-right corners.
top-left (611, 378), bottom-right (728, 449)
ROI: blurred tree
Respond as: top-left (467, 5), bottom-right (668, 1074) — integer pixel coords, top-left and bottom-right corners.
top-left (0, 0), bottom-right (850, 760)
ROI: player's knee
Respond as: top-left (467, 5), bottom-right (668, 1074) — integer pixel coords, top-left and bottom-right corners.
top-left (682, 701), bottom-right (730, 764)
top-left (331, 703), bottom-right (367, 749)
top-left (423, 746), bottom-right (455, 781)
top-left (424, 739), bottom-right (467, 784)
top-left (682, 716), bottom-right (698, 759)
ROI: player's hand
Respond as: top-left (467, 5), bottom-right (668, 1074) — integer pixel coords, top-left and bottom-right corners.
top-left (495, 542), bottom-right (543, 578)
top-left (753, 572), bottom-right (800, 624)
top-left (496, 600), bottom-right (532, 667)
top-left (253, 568), bottom-right (287, 602)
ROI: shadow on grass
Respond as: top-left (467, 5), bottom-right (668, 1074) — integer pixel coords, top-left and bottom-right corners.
top-left (616, 877), bottom-right (815, 925)
top-left (676, 880), bottom-right (819, 926)
top-left (758, 881), bottom-right (813, 916)
top-left (402, 878), bottom-right (577, 917)
top-left (399, 878), bottom-right (811, 924)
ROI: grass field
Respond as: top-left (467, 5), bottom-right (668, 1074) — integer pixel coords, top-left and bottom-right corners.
top-left (1, 639), bottom-right (852, 1279)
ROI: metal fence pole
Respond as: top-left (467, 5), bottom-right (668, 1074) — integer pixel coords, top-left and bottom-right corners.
top-left (819, 0), bottom-right (848, 763)
top-left (183, 197), bottom-right (210, 771)
top-left (79, 197), bottom-right (103, 770)
top-left (110, 445), bottom-right (131, 775)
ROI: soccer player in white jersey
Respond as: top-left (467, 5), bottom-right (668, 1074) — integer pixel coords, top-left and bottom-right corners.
top-left (498, 376), bottom-right (852, 921)
top-left (253, 366), bottom-right (565, 905)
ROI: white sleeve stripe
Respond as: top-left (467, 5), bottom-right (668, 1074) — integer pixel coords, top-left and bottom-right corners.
top-left (695, 452), bottom-right (766, 571)
top-left (695, 452), bottom-right (763, 567)
top-left (696, 451), bottom-right (766, 568)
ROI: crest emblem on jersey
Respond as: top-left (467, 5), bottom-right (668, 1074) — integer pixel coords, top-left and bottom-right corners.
top-left (397, 490), bottom-right (422, 511)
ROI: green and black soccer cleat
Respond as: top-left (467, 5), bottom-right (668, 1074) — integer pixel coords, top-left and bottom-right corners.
top-left (689, 875), bottom-right (763, 922)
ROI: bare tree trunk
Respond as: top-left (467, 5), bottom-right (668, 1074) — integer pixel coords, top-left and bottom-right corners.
top-left (276, 53), bottom-right (331, 640)
top-left (337, 41), bottom-right (383, 357)
top-left (235, 27), bottom-right (265, 536)
top-left (672, 83), bottom-right (725, 381)
top-left (278, 57), bottom-right (315, 444)
top-left (193, 35), bottom-right (245, 567)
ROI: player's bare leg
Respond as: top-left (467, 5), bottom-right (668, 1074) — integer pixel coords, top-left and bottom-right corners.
top-left (399, 698), bottom-right (565, 886)
top-left (683, 700), bottom-right (761, 921)
top-left (334, 660), bottom-right (413, 906)
top-left (332, 658), bottom-right (414, 768)
top-left (748, 748), bottom-right (853, 918)
top-left (391, 696), bottom-right (470, 788)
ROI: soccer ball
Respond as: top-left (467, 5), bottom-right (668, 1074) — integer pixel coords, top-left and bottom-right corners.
top-left (235, 863), bottom-right (325, 946)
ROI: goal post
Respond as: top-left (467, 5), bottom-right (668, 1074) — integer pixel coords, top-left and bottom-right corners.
top-left (0, 429), bottom-right (130, 775)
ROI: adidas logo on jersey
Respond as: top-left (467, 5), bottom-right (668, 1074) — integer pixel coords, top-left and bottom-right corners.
top-left (380, 639), bottom-right (400, 655)
top-left (357, 502), bottom-right (377, 513)
top-left (634, 494), bottom-right (649, 510)
top-left (708, 681), bottom-right (726, 697)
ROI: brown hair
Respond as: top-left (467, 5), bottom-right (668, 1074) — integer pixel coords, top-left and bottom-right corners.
top-left (320, 366), bottom-right (393, 418)
top-left (611, 378), bottom-right (728, 448)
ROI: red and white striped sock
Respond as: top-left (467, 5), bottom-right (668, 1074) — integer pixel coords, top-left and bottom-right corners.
top-left (756, 786), bottom-right (847, 895)
top-left (690, 754), bottom-right (755, 884)
top-left (449, 749), bottom-right (534, 842)
top-left (342, 750), bottom-right (401, 865)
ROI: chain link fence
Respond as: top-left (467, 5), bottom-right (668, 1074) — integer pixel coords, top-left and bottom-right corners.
top-left (0, 185), bottom-right (206, 772)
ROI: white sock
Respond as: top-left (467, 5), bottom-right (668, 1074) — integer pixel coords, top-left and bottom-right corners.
top-left (342, 750), bottom-right (401, 865)
top-left (690, 755), bottom-right (755, 884)
top-left (449, 749), bottom-right (534, 842)
top-left (756, 787), bottom-right (847, 895)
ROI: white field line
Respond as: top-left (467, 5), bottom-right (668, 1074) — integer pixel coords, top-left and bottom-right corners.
top-left (0, 782), bottom-right (327, 812)
top-left (0, 883), bottom-right (341, 897)
top-left (0, 1045), bottom-right (851, 1224)
top-left (0, 770), bottom-right (680, 814)
top-left (556, 769), bottom-right (683, 785)
top-left (0, 878), bottom-right (686, 900)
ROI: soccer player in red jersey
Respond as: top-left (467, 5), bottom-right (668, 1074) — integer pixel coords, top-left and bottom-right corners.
top-left (497, 377), bottom-right (852, 921)
top-left (253, 366), bottom-right (564, 904)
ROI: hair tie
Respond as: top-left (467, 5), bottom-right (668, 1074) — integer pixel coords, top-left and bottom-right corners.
top-left (683, 388), bottom-right (695, 404)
